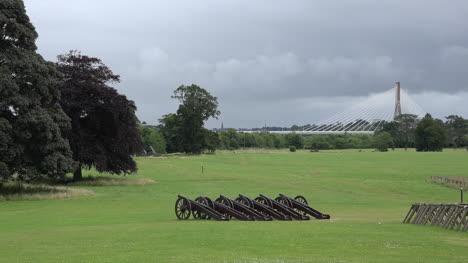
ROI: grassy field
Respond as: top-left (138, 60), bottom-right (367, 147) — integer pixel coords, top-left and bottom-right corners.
top-left (1, 149), bottom-right (468, 262)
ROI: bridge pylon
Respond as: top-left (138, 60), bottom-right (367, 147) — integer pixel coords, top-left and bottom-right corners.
top-left (394, 81), bottom-right (402, 119)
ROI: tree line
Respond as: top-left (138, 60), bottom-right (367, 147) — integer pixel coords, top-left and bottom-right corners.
top-left (141, 113), bottom-right (467, 154)
top-left (375, 114), bottom-right (467, 152)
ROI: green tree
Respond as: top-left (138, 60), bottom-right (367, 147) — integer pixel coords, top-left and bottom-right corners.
top-left (285, 133), bottom-right (304, 149)
top-left (334, 137), bottom-right (349, 149)
top-left (0, 0), bottom-right (74, 182)
top-left (223, 128), bottom-right (240, 150)
top-left (306, 136), bottom-right (330, 150)
top-left (172, 84), bottom-right (220, 154)
top-left (465, 135), bottom-right (468, 151)
top-left (415, 114), bottom-right (447, 152)
top-left (374, 132), bottom-right (393, 152)
top-left (202, 129), bottom-right (220, 153)
top-left (445, 115), bottom-right (466, 147)
top-left (56, 51), bottom-right (143, 180)
top-left (139, 125), bottom-right (166, 154)
top-left (380, 121), bottom-right (400, 146)
top-left (158, 113), bottom-right (182, 153)
top-left (273, 135), bottom-right (286, 149)
top-left (395, 114), bottom-right (418, 150)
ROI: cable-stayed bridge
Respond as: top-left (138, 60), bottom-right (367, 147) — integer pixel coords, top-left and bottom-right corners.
top-left (270, 82), bottom-right (426, 135)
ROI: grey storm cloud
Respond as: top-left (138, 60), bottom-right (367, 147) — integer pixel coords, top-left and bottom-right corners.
top-left (24, 0), bottom-right (468, 127)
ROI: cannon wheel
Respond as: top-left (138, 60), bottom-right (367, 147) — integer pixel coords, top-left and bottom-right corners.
top-left (294, 195), bottom-right (308, 216)
top-left (204, 197), bottom-right (215, 220)
top-left (216, 197), bottom-right (233, 208)
top-left (275, 196), bottom-right (291, 208)
top-left (216, 197), bottom-right (233, 219)
top-left (294, 195), bottom-right (308, 205)
top-left (193, 196), bottom-right (209, 219)
top-left (175, 196), bottom-right (191, 220)
top-left (236, 196), bottom-right (252, 208)
top-left (255, 196), bottom-right (272, 207)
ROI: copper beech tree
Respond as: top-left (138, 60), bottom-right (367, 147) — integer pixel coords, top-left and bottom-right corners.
top-left (56, 51), bottom-right (143, 181)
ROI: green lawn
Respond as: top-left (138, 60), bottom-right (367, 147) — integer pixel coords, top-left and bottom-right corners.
top-left (1, 150), bottom-right (468, 262)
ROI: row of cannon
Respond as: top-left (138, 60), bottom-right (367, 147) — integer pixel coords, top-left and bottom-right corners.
top-left (175, 194), bottom-right (330, 221)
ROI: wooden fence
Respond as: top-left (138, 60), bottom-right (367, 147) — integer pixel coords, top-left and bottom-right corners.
top-left (427, 176), bottom-right (468, 190)
top-left (403, 203), bottom-right (468, 232)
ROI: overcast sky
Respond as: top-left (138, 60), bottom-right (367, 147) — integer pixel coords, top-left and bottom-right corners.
top-left (24, 0), bottom-right (468, 128)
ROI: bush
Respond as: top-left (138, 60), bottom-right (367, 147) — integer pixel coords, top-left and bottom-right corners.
top-left (289, 146), bottom-right (296, 152)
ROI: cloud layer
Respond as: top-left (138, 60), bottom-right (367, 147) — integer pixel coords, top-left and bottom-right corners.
top-left (24, 0), bottom-right (468, 127)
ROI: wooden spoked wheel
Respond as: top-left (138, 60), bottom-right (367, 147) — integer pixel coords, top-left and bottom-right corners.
top-left (275, 196), bottom-right (291, 208)
top-left (294, 195), bottom-right (308, 216)
top-left (294, 195), bottom-right (308, 205)
top-left (193, 196), bottom-right (209, 219)
top-left (175, 196), bottom-right (191, 220)
top-left (204, 197), bottom-right (215, 220)
top-left (204, 197), bottom-right (215, 209)
top-left (216, 197), bottom-right (233, 219)
top-left (216, 197), bottom-right (233, 208)
top-left (255, 196), bottom-right (272, 207)
top-left (236, 196), bottom-right (252, 208)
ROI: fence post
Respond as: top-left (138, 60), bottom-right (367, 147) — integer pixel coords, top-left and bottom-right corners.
top-left (461, 188), bottom-right (464, 203)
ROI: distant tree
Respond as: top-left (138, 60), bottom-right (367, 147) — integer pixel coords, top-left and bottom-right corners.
top-left (285, 133), bottom-right (304, 149)
top-left (218, 128), bottom-right (240, 150)
top-left (158, 113), bottom-right (182, 153)
top-left (290, 125), bottom-right (300, 131)
top-left (445, 115), bottom-right (466, 147)
top-left (380, 121), bottom-right (399, 145)
top-left (306, 136), bottom-right (330, 150)
top-left (0, 0), bottom-right (74, 182)
top-left (334, 137), bottom-right (349, 149)
top-left (273, 135), bottom-right (286, 149)
top-left (395, 114), bottom-right (418, 150)
top-left (374, 132), bottom-right (393, 152)
top-left (56, 51), bottom-right (143, 180)
top-left (172, 84), bottom-right (220, 154)
top-left (415, 114), bottom-right (447, 152)
top-left (202, 129), bottom-right (220, 153)
top-left (139, 126), bottom-right (166, 154)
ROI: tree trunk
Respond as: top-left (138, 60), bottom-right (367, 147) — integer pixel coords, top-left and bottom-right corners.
top-left (73, 163), bottom-right (82, 181)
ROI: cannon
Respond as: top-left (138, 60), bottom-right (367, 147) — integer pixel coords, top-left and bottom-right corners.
top-left (175, 194), bottom-right (330, 221)
top-left (217, 195), bottom-right (272, 221)
top-left (175, 195), bottom-right (229, 221)
top-left (236, 194), bottom-right (292, 220)
top-left (256, 194), bottom-right (310, 220)
top-left (275, 194), bottom-right (330, 219)
top-left (200, 196), bottom-right (254, 221)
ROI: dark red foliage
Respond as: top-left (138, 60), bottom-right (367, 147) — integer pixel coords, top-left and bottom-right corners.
top-left (56, 51), bottom-right (143, 179)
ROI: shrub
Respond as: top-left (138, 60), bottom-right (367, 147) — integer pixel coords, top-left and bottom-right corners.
top-left (289, 146), bottom-right (297, 152)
